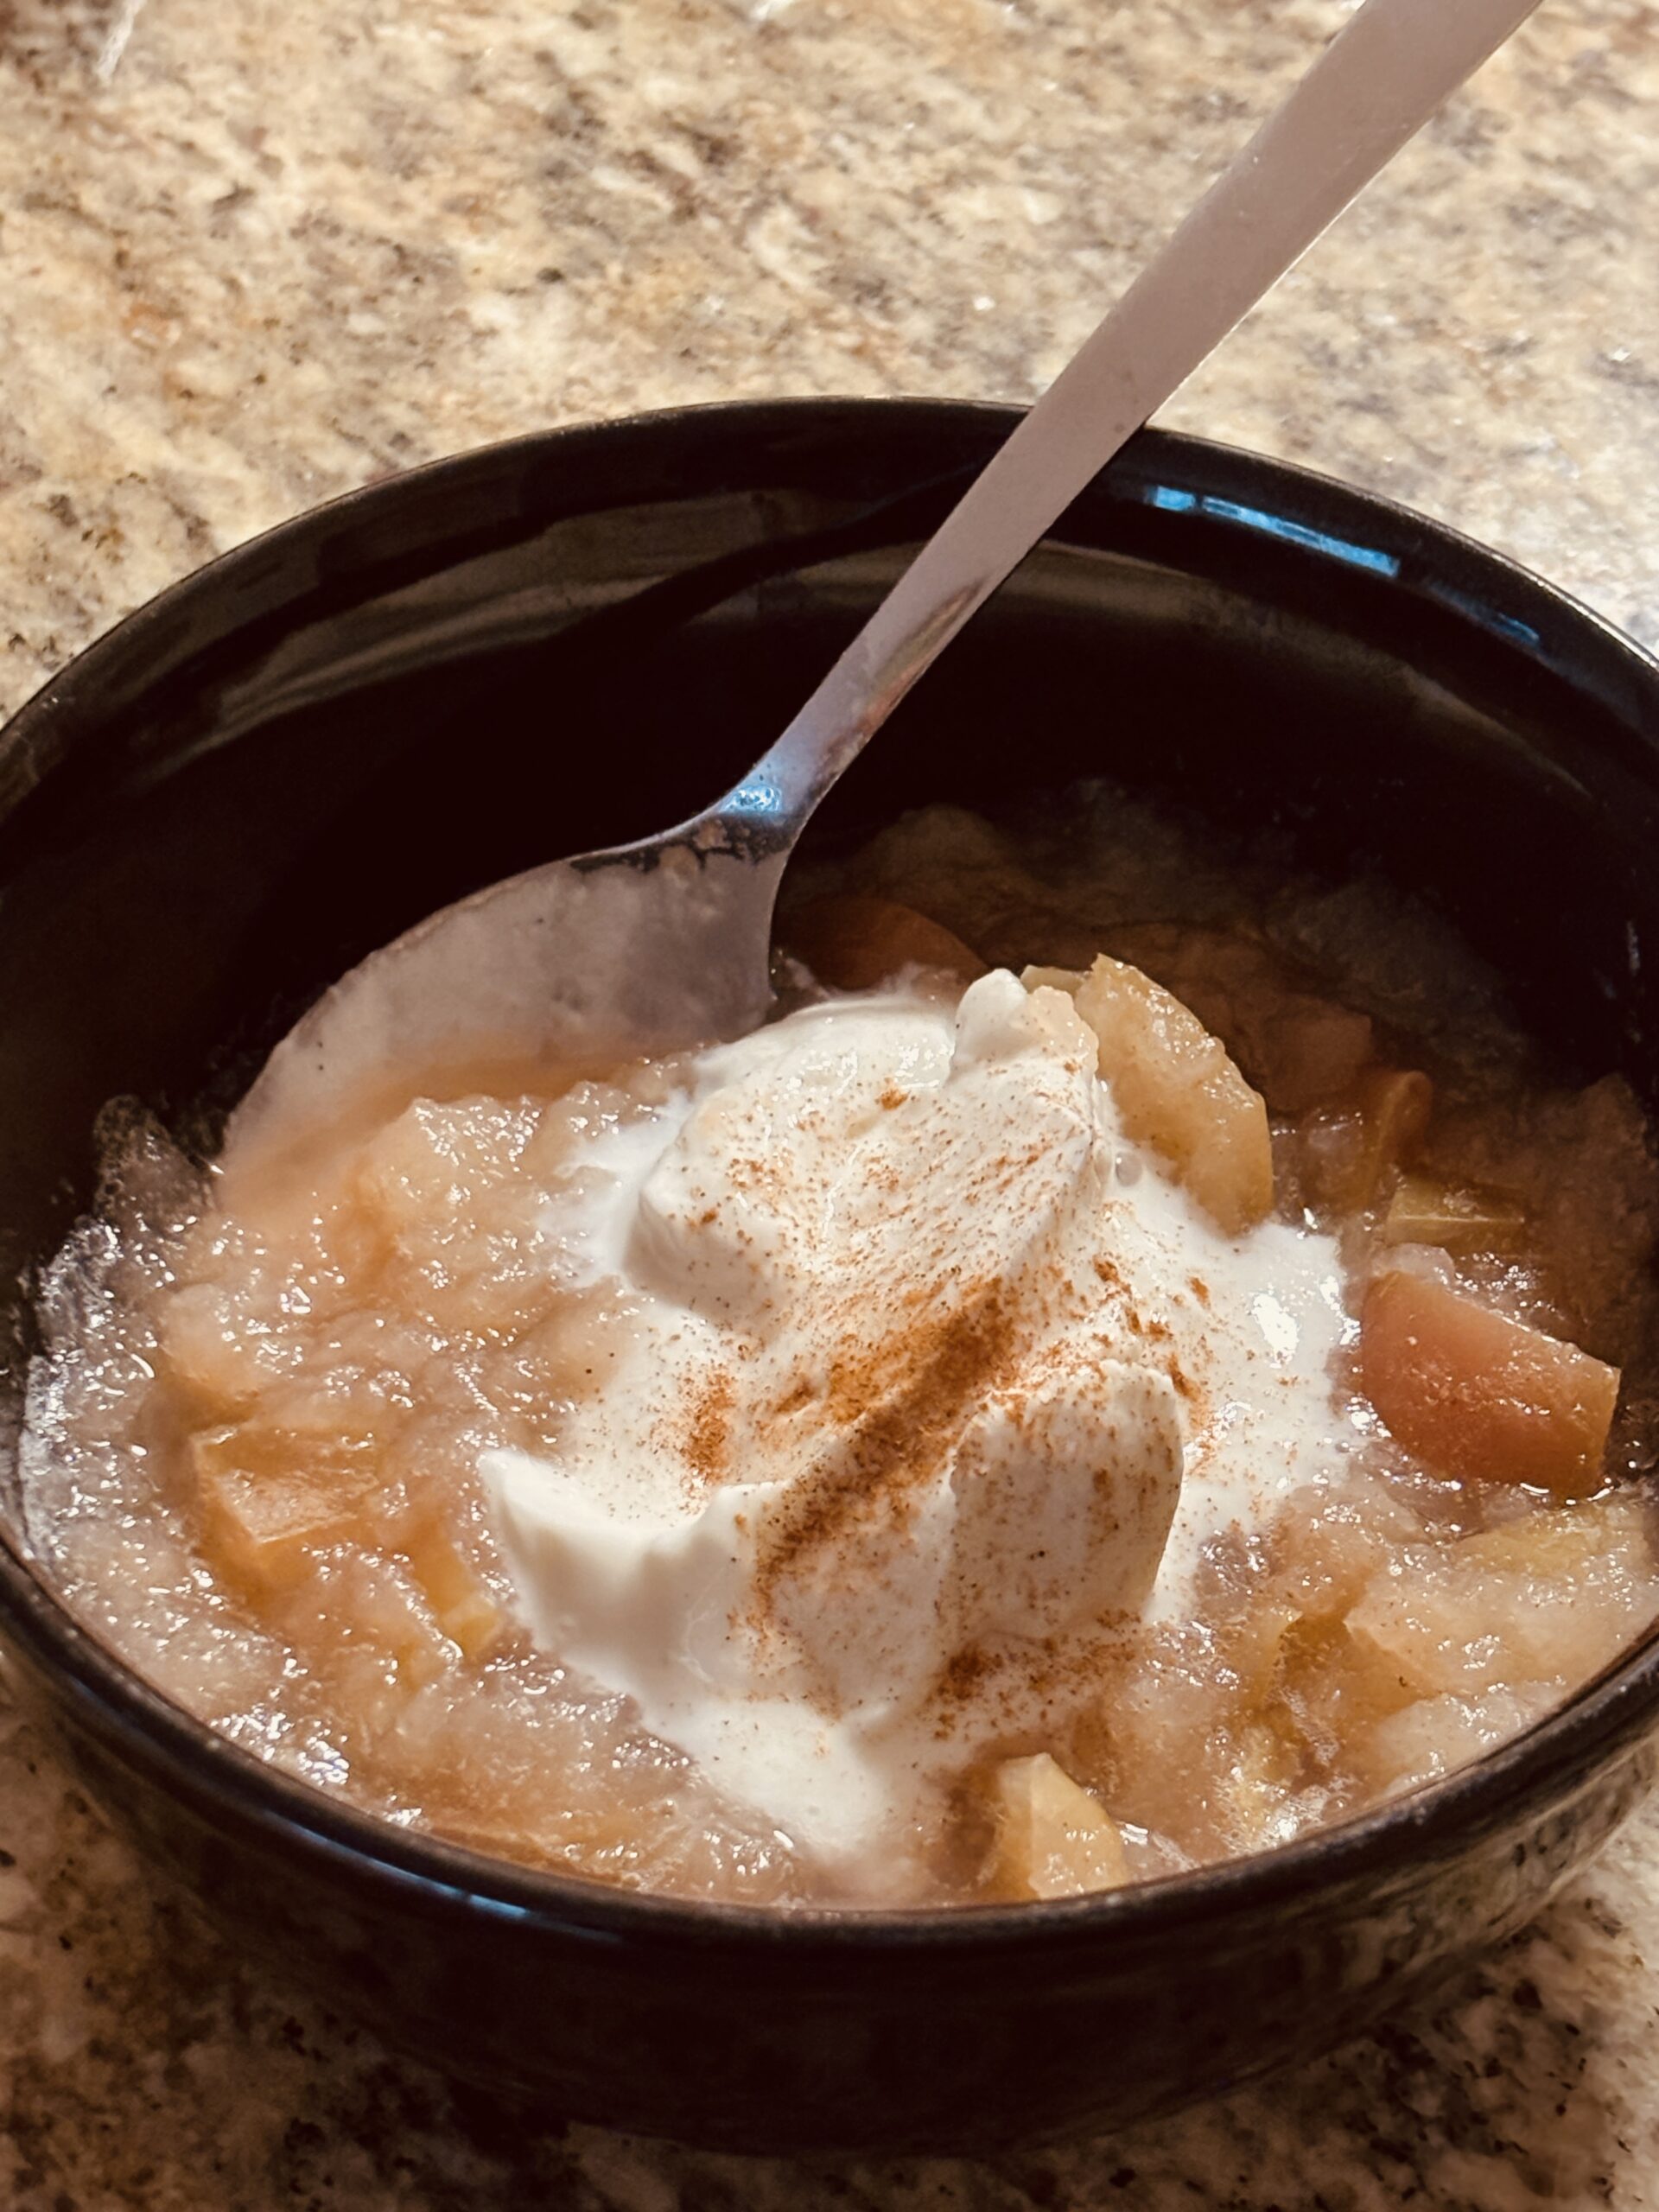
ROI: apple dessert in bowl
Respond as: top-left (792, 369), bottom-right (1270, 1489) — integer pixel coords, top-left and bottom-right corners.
top-left (3, 400), bottom-right (1659, 2149)
top-left (21, 770), bottom-right (1659, 1910)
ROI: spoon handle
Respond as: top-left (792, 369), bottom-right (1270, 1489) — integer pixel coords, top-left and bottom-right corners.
top-left (729, 0), bottom-right (1540, 836)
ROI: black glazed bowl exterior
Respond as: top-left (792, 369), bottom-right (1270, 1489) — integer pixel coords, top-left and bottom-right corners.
top-left (2, 400), bottom-right (1659, 2157)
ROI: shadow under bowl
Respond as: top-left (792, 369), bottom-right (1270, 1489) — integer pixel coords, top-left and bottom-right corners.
top-left (2, 399), bottom-right (1658, 2155)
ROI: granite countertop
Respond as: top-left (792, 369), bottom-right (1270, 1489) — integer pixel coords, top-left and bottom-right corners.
top-left (3, 0), bottom-right (1659, 2202)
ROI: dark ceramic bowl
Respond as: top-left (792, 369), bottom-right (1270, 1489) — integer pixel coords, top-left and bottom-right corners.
top-left (2, 400), bottom-right (1658, 2157)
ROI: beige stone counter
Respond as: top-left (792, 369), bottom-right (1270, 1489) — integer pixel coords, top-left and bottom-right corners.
top-left (3, 0), bottom-right (1658, 2202)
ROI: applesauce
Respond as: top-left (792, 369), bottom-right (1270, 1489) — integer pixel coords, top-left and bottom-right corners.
top-left (20, 785), bottom-right (1659, 1906)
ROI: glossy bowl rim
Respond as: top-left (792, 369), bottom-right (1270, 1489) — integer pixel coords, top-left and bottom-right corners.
top-left (3, 393), bottom-right (1659, 1959)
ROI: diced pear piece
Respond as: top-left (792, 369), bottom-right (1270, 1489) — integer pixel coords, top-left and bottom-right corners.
top-left (985, 1753), bottom-right (1129, 1900)
top-left (1384, 1173), bottom-right (1528, 1256)
top-left (336, 1560), bottom-right (459, 1689)
top-left (1348, 1495), bottom-right (1657, 1706)
top-left (1219, 1720), bottom-right (1300, 1851)
top-left (780, 895), bottom-right (986, 990)
top-left (1304, 1068), bottom-right (1433, 1211)
top-left (405, 1519), bottom-right (504, 1662)
top-left (354, 1095), bottom-right (527, 1243)
top-left (1355, 1685), bottom-right (1554, 1796)
top-left (1227, 1599), bottom-right (1305, 1701)
top-left (1352, 1067), bottom-right (1433, 1197)
top-left (1262, 1470), bottom-right (1425, 1621)
top-left (162, 1281), bottom-right (283, 1411)
top-left (194, 1425), bottom-right (374, 1592)
top-left (1107, 925), bottom-right (1373, 1110)
top-left (1069, 955), bottom-right (1273, 1235)
top-left (1457, 1499), bottom-right (1645, 1580)
top-left (1360, 1268), bottom-right (1619, 1496)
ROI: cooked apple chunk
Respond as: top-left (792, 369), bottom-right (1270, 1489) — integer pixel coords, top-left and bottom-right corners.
top-left (984, 1752), bottom-right (1129, 1900)
top-left (1353, 1685), bottom-right (1553, 1797)
top-left (781, 895), bottom-right (986, 990)
top-left (194, 1426), bottom-right (375, 1592)
top-left (1060, 955), bottom-right (1273, 1235)
top-left (1383, 1173), bottom-right (1529, 1256)
top-left (1348, 1497), bottom-right (1658, 1712)
top-left (1217, 1719), bottom-right (1304, 1852)
top-left (405, 1518), bottom-right (504, 1661)
top-left (162, 1281), bottom-right (289, 1410)
top-left (1360, 1268), bottom-right (1619, 1495)
top-left (1308, 1068), bottom-right (1434, 1212)
top-left (1109, 924), bottom-right (1374, 1112)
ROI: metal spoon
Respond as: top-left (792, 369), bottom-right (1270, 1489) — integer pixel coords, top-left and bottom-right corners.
top-left (232, 0), bottom-right (1540, 1163)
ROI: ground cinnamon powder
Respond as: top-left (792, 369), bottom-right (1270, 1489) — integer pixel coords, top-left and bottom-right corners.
top-left (753, 1280), bottom-right (1022, 1608)
top-left (684, 1370), bottom-right (735, 1488)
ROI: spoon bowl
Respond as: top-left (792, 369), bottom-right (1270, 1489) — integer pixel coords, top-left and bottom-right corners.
top-left (232, 815), bottom-right (786, 1161)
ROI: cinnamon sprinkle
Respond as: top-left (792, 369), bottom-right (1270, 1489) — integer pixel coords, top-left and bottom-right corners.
top-left (753, 1281), bottom-right (1021, 1602)
top-left (684, 1370), bottom-right (735, 1488)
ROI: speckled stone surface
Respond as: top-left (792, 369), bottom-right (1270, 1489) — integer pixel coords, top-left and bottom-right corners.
top-left (3, 0), bottom-right (1659, 2202)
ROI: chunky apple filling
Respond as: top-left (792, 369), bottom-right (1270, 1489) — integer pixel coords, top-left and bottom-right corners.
top-left (20, 790), bottom-right (1659, 1907)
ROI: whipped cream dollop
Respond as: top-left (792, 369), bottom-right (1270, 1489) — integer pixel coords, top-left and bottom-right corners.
top-left (481, 971), bottom-right (1348, 1881)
